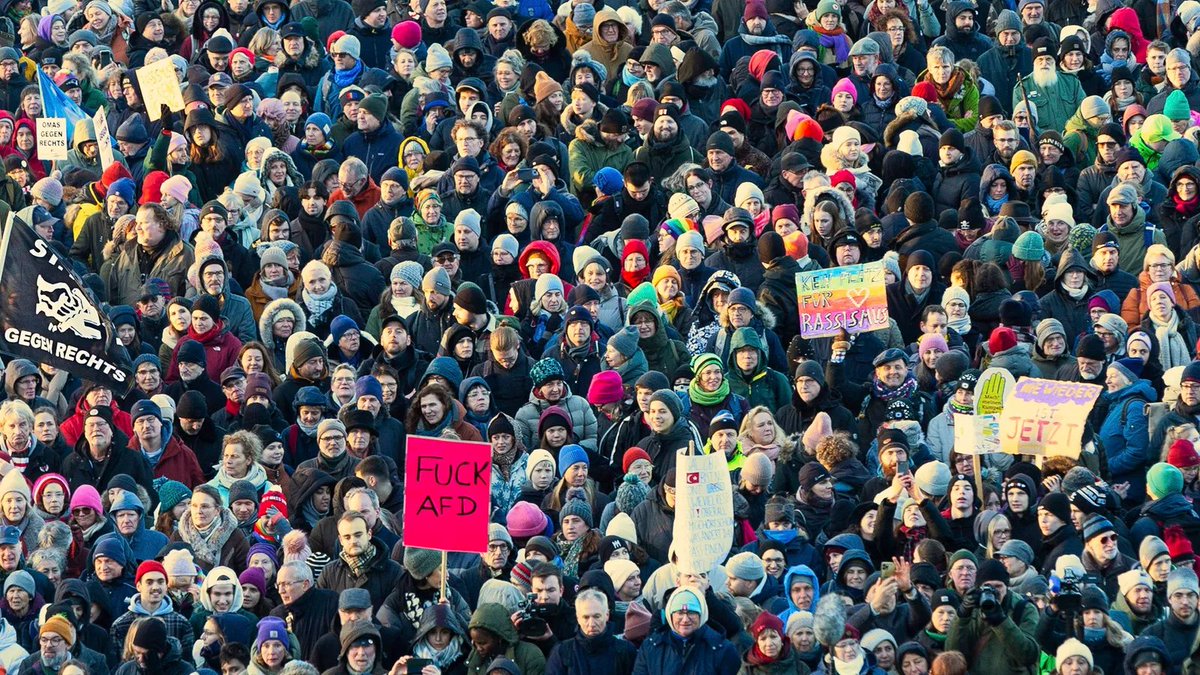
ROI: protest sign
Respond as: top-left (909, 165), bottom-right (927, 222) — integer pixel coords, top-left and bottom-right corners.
top-left (954, 413), bottom-right (1001, 455)
top-left (138, 58), bottom-right (185, 121)
top-left (672, 449), bottom-right (734, 574)
top-left (93, 106), bottom-right (114, 169)
top-left (402, 436), bottom-right (492, 553)
top-left (795, 262), bottom-right (888, 338)
top-left (974, 367), bottom-right (1016, 416)
top-left (998, 378), bottom-right (1102, 458)
top-left (36, 118), bottom-right (68, 160)
top-left (0, 219), bottom-right (132, 393)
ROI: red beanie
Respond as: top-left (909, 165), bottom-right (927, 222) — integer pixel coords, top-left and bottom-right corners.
top-left (1168, 439), bottom-right (1200, 468)
top-left (784, 230), bottom-right (809, 259)
top-left (750, 611), bottom-right (784, 638)
top-left (743, 0), bottom-right (768, 21)
top-left (622, 448), bottom-right (651, 474)
top-left (911, 81), bottom-right (939, 103)
top-left (391, 20), bottom-right (421, 48)
top-left (1164, 524), bottom-right (1196, 563)
top-left (989, 326), bottom-right (1017, 355)
top-left (257, 490), bottom-right (288, 519)
top-left (141, 171), bottom-right (169, 205)
top-left (230, 47), bottom-right (255, 66)
top-left (136, 560), bottom-right (167, 585)
top-left (326, 30), bottom-right (346, 54)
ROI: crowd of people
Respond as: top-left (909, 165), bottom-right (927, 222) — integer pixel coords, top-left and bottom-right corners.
top-left (0, 0), bottom-right (1200, 673)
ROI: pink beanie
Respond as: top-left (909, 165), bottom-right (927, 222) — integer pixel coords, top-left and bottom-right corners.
top-left (392, 21), bottom-right (422, 48)
top-left (32, 473), bottom-right (70, 507)
top-left (506, 501), bottom-right (548, 538)
top-left (239, 567), bottom-right (267, 596)
top-left (832, 78), bottom-right (858, 104)
top-left (587, 370), bottom-right (625, 406)
top-left (918, 332), bottom-right (949, 354)
top-left (161, 175), bottom-right (192, 205)
top-left (69, 484), bottom-right (102, 513)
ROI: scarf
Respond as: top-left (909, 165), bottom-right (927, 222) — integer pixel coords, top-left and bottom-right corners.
top-left (904, 279), bottom-right (930, 305)
top-left (340, 542), bottom-right (377, 577)
top-left (812, 24), bottom-right (850, 62)
top-left (332, 59), bottom-right (364, 88)
top-left (897, 524), bottom-right (927, 560)
top-left (560, 535), bottom-right (585, 577)
top-left (984, 192), bottom-right (1008, 213)
top-left (390, 295), bottom-right (419, 317)
top-left (1153, 309), bottom-right (1191, 369)
top-left (932, 68), bottom-right (965, 100)
top-left (621, 65), bottom-right (645, 88)
top-left (748, 642), bottom-right (791, 667)
top-left (1175, 192), bottom-right (1200, 217)
top-left (413, 636), bottom-right (465, 669)
top-left (318, 450), bottom-right (352, 476)
top-left (188, 319), bottom-right (224, 345)
top-left (872, 373), bottom-right (918, 402)
top-left (622, 266), bottom-right (650, 288)
top-left (947, 312), bottom-right (971, 335)
top-left (1065, 284), bottom-right (1089, 300)
top-left (834, 652), bottom-right (865, 675)
top-left (689, 376), bottom-right (730, 407)
top-left (744, 443), bottom-right (781, 461)
top-left (949, 399), bottom-right (973, 415)
top-left (923, 629), bottom-right (947, 646)
top-left (303, 282), bottom-right (338, 316)
top-left (178, 509), bottom-right (238, 567)
top-left (493, 444), bottom-right (520, 472)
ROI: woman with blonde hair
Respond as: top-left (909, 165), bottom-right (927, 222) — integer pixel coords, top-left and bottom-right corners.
top-left (738, 406), bottom-right (796, 463)
top-left (206, 431), bottom-right (269, 506)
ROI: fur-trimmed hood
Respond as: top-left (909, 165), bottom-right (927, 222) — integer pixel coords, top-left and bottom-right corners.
top-left (883, 110), bottom-right (937, 148)
top-left (802, 185), bottom-right (855, 233)
top-left (259, 298), bottom-right (308, 351)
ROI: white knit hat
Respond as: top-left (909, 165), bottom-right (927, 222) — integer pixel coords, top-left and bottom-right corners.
top-left (1056, 639), bottom-right (1093, 670)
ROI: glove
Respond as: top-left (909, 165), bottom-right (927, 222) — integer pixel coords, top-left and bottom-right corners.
top-left (984, 603), bottom-right (1006, 626)
top-left (958, 589), bottom-right (979, 619)
top-left (161, 104), bottom-right (175, 131)
top-left (272, 511), bottom-right (293, 537)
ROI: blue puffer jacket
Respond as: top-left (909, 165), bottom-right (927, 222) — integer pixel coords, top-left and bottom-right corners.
top-left (1097, 379), bottom-right (1154, 502)
top-left (631, 624), bottom-right (740, 675)
top-left (775, 565), bottom-right (821, 627)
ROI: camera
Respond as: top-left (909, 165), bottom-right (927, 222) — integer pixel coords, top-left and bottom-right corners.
top-left (1049, 575), bottom-right (1083, 613)
top-left (979, 586), bottom-right (999, 613)
top-left (516, 593), bottom-right (551, 638)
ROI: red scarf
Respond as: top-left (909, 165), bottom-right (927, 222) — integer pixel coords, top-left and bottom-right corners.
top-left (188, 321), bottom-right (224, 344)
top-left (1174, 192), bottom-right (1200, 217)
top-left (747, 642), bottom-right (792, 666)
top-left (224, 398), bottom-right (240, 418)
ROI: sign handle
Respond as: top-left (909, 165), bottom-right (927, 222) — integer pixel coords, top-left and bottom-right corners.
top-left (439, 551), bottom-right (448, 603)
top-left (972, 454), bottom-right (983, 499)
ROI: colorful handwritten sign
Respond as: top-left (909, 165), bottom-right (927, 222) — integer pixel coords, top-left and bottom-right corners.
top-left (794, 262), bottom-right (888, 338)
top-left (997, 378), bottom-right (1102, 458)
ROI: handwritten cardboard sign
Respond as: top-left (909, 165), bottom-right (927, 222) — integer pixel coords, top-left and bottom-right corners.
top-left (795, 262), bottom-right (888, 338)
top-left (672, 449), bottom-right (733, 575)
top-left (93, 106), bottom-right (114, 169)
top-left (402, 436), bottom-right (492, 553)
top-left (997, 378), bottom-right (1102, 458)
top-left (974, 367), bottom-right (1016, 416)
top-left (954, 413), bottom-right (1001, 455)
top-left (36, 118), bottom-right (68, 160)
top-left (137, 58), bottom-right (185, 122)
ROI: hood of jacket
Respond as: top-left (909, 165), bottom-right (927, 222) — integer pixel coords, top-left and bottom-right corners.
top-left (517, 240), bottom-right (561, 279)
top-left (943, 1), bottom-right (979, 41)
top-left (782, 564), bottom-right (820, 612)
top-left (468, 602), bottom-right (518, 646)
top-left (978, 163), bottom-right (1017, 203)
top-left (4, 359), bottom-right (39, 398)
top-left (199, 566), bottom-right (245, 613)
top-left (641, 43), bottom-right (676, 78)
top-left (259, 298), bottom-right (308, 352)
top-left (802, 185), bottom-right (855, 232)
top-left (529, 201), bottom-right (565, 243)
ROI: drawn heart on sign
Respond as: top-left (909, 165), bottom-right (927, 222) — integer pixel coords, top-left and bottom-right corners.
top-left (847, 288), bottom-right (870, 308)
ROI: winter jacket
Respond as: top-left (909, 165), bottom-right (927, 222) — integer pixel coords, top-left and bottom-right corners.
top-left (632, 624), bottom-right (740, 675)
top-left (315, 537), bottom-right (402, 609)
top-left (1037, 249), bottom-right (1094, 343)
top-left (322, 239), bottom-right (387, 319)
top-left (933, 148), bottom-right (983, 215)
top-left (1012, 73), bottom-right (1085, 136)
top-left (945, 590), bottom-right (1040, 675)
top-left (515, 390), bottom-right (598, 453)
top-left (630, 487), bottom-right (675, 563)
top-left (544, 626), bottom-right (638, 675)
top-left (726, 329), bottom-right (792, 412)
top-left (1098, 379), bottom-right (1154, 501)
top-left (104, 232), bottom-right (194, 304)
top-left (465, 604), bottom-right (546, 675)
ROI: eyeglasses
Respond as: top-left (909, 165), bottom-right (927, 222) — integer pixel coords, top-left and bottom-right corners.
top-left (39, 637), bottom-right (65, 647)
top-left (319, 434), bottom-right (345, 442)
top-left (276, 579), bottom-right (305, 590)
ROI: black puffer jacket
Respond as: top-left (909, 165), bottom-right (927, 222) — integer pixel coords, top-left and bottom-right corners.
top-left (315, 537), bottom-right (402, 609)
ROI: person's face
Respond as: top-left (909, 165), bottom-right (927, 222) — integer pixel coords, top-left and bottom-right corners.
top-left (876, 360), bottom-right (908, 388)
top-left (1170, 589), bottom-right (1199, 621)
top-left (94, 554), bottom-right (122, 581)
top-left (789, 579), bottom-right (815, 610)
top-left (646, 399), bottom-right (676, 433)
top-left (949, 560), bottom-right (976, 590)
top-left (135, 209), bottom-right (166, 247)
top-left (191, 492), bottom-right (220, 529)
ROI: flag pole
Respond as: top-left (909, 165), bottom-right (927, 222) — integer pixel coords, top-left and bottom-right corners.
top-left (0, 211), bottom-right (15, 288)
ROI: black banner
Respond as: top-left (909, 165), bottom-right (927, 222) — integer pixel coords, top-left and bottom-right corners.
top-left (0, 219), bottom-right (132, 394)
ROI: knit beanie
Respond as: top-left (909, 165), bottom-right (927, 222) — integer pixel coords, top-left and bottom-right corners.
top-left (1147, 462), bottom-right (1184, 499)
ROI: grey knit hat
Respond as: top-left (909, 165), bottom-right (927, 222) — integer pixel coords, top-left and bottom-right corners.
top-left (391, 261), bottom-right (425, 290)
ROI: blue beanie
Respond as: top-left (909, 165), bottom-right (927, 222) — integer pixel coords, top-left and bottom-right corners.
top-left (106, 178), bottom-right (135, 206)
top-left (132, 353), bottom-right (160, 372)
top-left (109, 304), bottom-right (137, 327)
top-left (108, 489), bottom-right (143, 515)
top-left (305, 112), bottom-right (332, 137)
top-left (559, 444), bottom-right (589, 470)
top-left (422, 356), bottom-right (463, 392)
top-left (129, 399), bottom-right (162, 425)
top-left (92, 534), bottom-right (128, 567)
top-left (354, 375), bottom-right (383, 401)
top-left (594, 167), bottom-right (623, 196)
top-left (330, 315), bottom-right (358, 342)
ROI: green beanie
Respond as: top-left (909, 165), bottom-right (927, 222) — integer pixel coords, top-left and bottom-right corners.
top-left (1012, 231), bottom-right (1045, 262)
top-left (1164, 90), bottom-right (1191, 122)
top-left (626, 282), bottom-right (658, 308)
top-left (815, 0), bottom-right (839, 17)
top-left (1147, 462), bottom-right (1184, 500)
top-left (949, 549), bottom-right (978, 569)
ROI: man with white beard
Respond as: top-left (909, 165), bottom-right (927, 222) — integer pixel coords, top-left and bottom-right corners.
top-left (1014, 38), bottom-right (1083, 135)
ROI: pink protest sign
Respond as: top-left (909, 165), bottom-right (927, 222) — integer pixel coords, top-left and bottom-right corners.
top-left (402, 436), bottom-right (493, 553)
